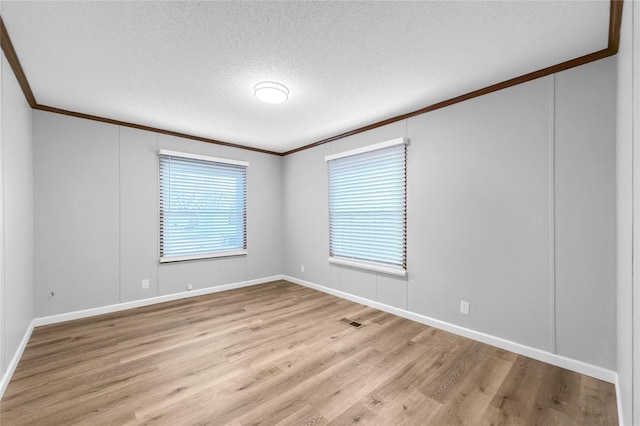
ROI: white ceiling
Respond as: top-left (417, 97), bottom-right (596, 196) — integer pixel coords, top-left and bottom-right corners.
top-left (0, 1), bottom-right (610, 153)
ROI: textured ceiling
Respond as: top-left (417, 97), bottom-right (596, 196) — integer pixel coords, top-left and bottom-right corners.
top-left (0, 1), bottom-right (610, 153)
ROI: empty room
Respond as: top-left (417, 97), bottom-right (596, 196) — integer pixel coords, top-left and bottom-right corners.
top-left (0, 0), bottom-right (638, 425)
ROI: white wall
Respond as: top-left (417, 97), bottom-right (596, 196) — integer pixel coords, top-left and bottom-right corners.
top-left (616, 1), bottom-right (638, 424)
top-left (0, 55), bottom-right (34, 382)
top-left (34, 114), bottom-right (119, 316)
top-left (406, 77), bottom-right (553, 352)
top-left (33, 112), bottom-right (282, 317)
top-left (1, 33), bottom-right (4, 387)
top-left (283, 58), bottom-right (617, 371)
top-left (7, 27), bottom-right (621, 414)
top-left (555, 58), bottom-right (617, 369)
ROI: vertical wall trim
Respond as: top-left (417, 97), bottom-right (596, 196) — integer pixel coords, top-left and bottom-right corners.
top-left (155, 133), bottom-right (159, 297)
top-left (405, 118), bottom-right (409, 312)
top-left (632, 2), bottom-right (639, 423)
top-left (0, 48), bottom-right (5, 376)
top-left (549, 75), bottom-right (557, 354)
top-left (117, 127), bottom-right (122, 303)
top-left (117, 126), bottom-right (122, 304)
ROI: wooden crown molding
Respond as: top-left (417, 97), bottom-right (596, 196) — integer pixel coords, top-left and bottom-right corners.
top-left (0, 17), bottom-right (36, 108)
top-left (283, 0), bottom-right (625, 156)
top-left (0, 1), bottom-right (625, 157)
top-left (32, 104), bottom-right (280, 156)
top-left (0, 16), bottom-right (279, 157)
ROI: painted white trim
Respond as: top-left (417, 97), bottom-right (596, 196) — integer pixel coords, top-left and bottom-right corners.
top-left (324, 137), bottom-right (408, 161)
top-left (0, 276), bottom-right (283, 400)
top-left (0, 54), bottom-right (6, 399)
top-left (1, 276), bottom-right (617, 404)
top-left (616, 373), bottom-right (625, 426)
top-left (548, 74), bottom-right (557, 355)
top-left (160, 250), bottom-right (248, 264)
top-left (632, 4), bottom-right (640, 425)
top-left (284, 275), bottom-right (617, 384)
top-left (328, 257), bottom-right (407, 277)
top-left (158, 149), bottom-right (249, 167)
top-left (34, 275), bottom-right (283, 327)
top-left (0, 319), bottom-right (34, 400)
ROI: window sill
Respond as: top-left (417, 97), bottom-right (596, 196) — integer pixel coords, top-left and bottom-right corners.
top-left (160, 250), bottom-right (247, 263)
top-left (328, 257), bottom-right (407, 277)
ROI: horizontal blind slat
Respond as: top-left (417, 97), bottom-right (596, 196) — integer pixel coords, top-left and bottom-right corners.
top-left (159, 153), bottom-right (247, 261)
top-left (328, 143), bottom-right (407, 269)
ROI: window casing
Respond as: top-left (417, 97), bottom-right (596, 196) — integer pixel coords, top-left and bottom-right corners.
top-left (325, 138), bottom-right (407, 276)
top-left (159, 150), bottom-right (248, 263)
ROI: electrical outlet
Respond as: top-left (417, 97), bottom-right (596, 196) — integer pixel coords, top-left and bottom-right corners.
top-left (301, 264), bottom-right (305, 273)
top-left (142, 279), bottom-right (149, 289)
top-left (460, 300), bottom-right (470, 315)
top-left (187, 284), bottom-right (193, 291)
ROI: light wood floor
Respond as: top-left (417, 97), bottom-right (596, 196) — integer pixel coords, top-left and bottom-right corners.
top-left (1, 280), bottom-right (617, 425)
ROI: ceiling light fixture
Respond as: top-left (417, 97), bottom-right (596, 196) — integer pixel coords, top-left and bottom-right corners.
top-left (254, 81), bottom-right (289, 104)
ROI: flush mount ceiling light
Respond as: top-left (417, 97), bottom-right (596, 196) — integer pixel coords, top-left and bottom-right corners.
top-left (254, 81), bottom-right (289, 104)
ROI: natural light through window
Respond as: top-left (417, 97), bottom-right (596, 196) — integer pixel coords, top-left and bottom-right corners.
top-left (325, 138), bottom-right (408, 276)
top-left (158, 150), bottom-right (248, 263)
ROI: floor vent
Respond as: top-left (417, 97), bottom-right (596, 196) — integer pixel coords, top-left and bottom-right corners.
top-left (340, 318), bottom-right (363, 328)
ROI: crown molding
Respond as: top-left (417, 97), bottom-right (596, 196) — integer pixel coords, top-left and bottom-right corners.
top-left (0, 1), bottom-right (625, 157)
top-left (283, 0), bottom-right (624, 156)
top-left (0, 17), bottom-right (36, 107)
top-left (0, 16), bottom-right (280, 156)
top-left (34, 104), bottom-right (280, 156)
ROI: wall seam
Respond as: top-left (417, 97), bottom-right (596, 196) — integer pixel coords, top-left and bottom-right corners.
top-left (0, 51), bottom-right (5, 375)
top-left (405, 118), bottom-right (409, 312)
top-left (155, 133), bottom-right (159, 297)
top-left (632, 2), bottom-right (638, 423)
top-left (118, 126), bottom-right (122, 304)
top-left (549, 74), bottom-right (557, 355)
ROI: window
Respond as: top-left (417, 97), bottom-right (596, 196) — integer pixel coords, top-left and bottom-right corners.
top-left (325, 138), bottom-right (408, 276)
top-left (159, 150), bottom-right (248, 263)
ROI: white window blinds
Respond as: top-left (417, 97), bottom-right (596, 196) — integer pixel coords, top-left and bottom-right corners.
top-left (159, 150), bottom-right (248, 263)
top-left (326, 138), bottom-right (407, 276)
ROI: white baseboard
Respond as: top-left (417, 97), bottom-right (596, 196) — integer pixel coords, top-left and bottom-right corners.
top-left (615, 374), bottom-right (624, 426)
top-left (0, 319), bottom-right (34, 400)
top-left (6, 274), bottom-right (616, 403)
top-left (283, 275), bottom-right (617, 384)
top-left (34, 275), bottom-right (284, 327)
top-left (1, 275), bottom-right (284, 401)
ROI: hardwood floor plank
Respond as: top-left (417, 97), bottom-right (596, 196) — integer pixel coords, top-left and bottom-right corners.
top-left (327, 402), bottom-right (378, 425)
top-left (428, 345), bottom-right (514, 425)
top-left (371, 388), bottom-right (443, 426)
top-left (485, 356), bottom-right (550, 425)
top-left (577, 375), bottom-right (619, 425)
top-left (0, 280), bottom-right (618, 425)
top-left (276, 404), bottom-right (328, 426)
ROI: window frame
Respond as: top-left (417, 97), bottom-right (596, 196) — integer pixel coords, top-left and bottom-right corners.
top-left (158, 149), bottom-right (249, 263)
top-left (325, 137), bottom-right (408, 277)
